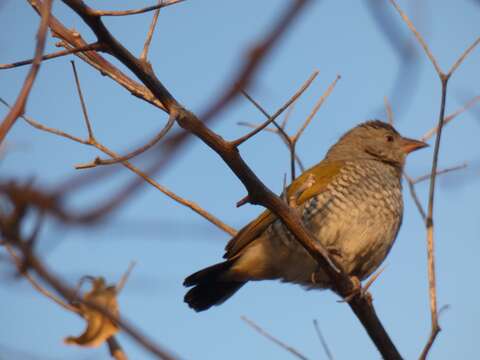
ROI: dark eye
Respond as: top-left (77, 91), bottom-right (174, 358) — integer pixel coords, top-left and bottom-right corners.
top-left (385, 135), bottom-right (394, 143)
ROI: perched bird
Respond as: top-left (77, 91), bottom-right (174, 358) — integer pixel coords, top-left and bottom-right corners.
top-left (184, 120), bottom-right (427, 311)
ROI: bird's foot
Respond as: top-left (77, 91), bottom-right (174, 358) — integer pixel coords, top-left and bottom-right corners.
top-left (337, 276), bottom-right (372, 304)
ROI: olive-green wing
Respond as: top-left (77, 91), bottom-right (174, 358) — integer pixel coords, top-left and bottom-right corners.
top-left (224, 160), bottom-right (344, 259)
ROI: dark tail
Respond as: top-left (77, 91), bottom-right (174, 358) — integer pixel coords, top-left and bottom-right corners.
top-left (183, 260), bottom-right (245, 312)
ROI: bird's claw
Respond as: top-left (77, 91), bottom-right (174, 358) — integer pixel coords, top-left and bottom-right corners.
top-left (337, 276), bottom-right (373, 304)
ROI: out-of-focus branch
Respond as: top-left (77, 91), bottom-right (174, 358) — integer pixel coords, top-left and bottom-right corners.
top-left (242, 316), bottom-right (309, 360)
top-left (4, 244), bottom-right (79, 313)
top-left (199, 0), bottom-right (311, 122)
top-left (0, 0), bottom-right (52, 144)
top-left (384, 97), bottom-right (394, 125)
top-left (107, 337), bottom-right (129, 360)
top-left (95, 0), bottom-right (186, 16)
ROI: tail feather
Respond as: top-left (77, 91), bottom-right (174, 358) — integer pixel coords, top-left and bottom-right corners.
top-left (184, 260), bottom-right (245, 312)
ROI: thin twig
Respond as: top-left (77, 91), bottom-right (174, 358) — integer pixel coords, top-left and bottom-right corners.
top-left (232, 71), bottom-right (319, 146)
top-left (0, 0), bottom-right (52, 144)
top-left (240, 91), bottom-right (292, 146)
top-left (292, 75), bottom-right (340, 143)
top-left (140, 1), bottom-right (161, 61)
top-left (242, 316), bottom-right (309, 360)
top-left (404, 172), bottom-right (426, 220)
top-left (71, 61), bottom-right (95, 141)
top-left (68, 64), bottom-right (236, 234)
top-left (419, 79), bottom-right (448, 360)
top-left (289, 75), bottom-right (340, 179)
top-left (76, 113), bottom-right (176, 168)
top-left (447, 37), bottom-right (480, 77)
top-left (421, 96), bottom-right (480, 142)
top-left (116, 262), bottom-right (136, 293)
top-left (0, 97), bottom-right (87, 144)
top-left (0, 43), bottom-right (103, 70)
top-left (412, 163), bottom-right (467, 184)
top-left (95, 0), bottom-right (186, 16)
top-left (313, 320), bottom-right (334, 360)
top-left (389, 2), bottom-right (480, 357)
top-left (384, 96), bottom-right (394, 125)
top-left (388, 0), bottom-right (442, 77)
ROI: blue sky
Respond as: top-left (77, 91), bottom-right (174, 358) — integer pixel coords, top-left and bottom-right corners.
top-left (1, 1), bottom-right (479, 359)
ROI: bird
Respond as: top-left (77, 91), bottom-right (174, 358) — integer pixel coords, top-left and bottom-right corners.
top-left (184, 120), bottom-right (427, 311)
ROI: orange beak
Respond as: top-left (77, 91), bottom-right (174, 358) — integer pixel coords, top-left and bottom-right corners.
top-left (400, 137), bottom-right (428, 154)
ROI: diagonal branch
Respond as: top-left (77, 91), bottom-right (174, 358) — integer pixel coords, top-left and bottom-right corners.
top-left (232, 71), bottom-right (318, 146)
top-left (0, 0), bottom-right (52, 144)
top-left (140, 1), bottom-right (162, 62)
top-left (0, 42), bottom-right (103, 70)
top-left (242, 316), bottom-right (309, 360)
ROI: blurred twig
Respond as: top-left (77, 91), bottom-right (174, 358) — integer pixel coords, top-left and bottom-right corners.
top-left (242, 316), bottom-right (309, 360)
top-left (313, 320), bottom-right (334, 360)
top-left (0, 0), bottom-right (52, 144)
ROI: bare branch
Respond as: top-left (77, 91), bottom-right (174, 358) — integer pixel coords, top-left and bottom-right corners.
top-left (388, 0), bottom-right (443, 77)
top-left (232, 71), bottom-right (319, 146)
top-left (0, 0), bottom-right (52, 144)
top-left (412, 163), bottom-right (467, 184)
top-left (242, 316), bottom-right (309, 360)
top-left (421, 95), bottom-right (480, 142)
top-left (71, 61), bottom-right (95, 141)
top-left (140, 1), bottom-right (161, 62)
top-left (404, 172), bottom-right (426, 221)
top-left (419, 79), bottom-right (448, 360)
top-left (292, 75), bottom-right (340, 143)
top-left (313, 320), bottom-right (334, 360)
top-left (447, 37), bottom-right (480, 77)
top-left (0, 98), bottom-right (89, 144)
top-left (95, 0), bottom-right (186, 17)
top-left (384, 96), bottom-right (394, 125)
top-left (116, 262), bottom-right (136, 293)
top-left (76, 113), bottom-right (175, 168)
top-left (0, 43), bottom-right (103, 70)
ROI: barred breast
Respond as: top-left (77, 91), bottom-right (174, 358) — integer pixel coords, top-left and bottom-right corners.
top-left (265, 160), bottom-right (403, 288)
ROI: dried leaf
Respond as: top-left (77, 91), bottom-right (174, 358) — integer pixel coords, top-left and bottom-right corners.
top-left (65, 277), bottom-right (119, 348)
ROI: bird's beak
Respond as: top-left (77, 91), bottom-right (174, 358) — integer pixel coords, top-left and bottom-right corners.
top-left (400, 137), bottom-right (429, 154)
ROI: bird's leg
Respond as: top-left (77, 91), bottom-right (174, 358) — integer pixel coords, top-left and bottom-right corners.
top-left (338, 267), bottom-right (386, 304)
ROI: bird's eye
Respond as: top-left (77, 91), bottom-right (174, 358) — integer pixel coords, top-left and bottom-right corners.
top-left (385, 135), bottom-right (394, 143)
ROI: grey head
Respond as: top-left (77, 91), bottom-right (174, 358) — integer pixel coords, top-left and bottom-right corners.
top-left (325, 120), bottom-right (428, 168)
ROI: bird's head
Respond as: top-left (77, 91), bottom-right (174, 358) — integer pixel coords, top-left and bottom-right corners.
top-left (326, 120), bottom-right (428, 167)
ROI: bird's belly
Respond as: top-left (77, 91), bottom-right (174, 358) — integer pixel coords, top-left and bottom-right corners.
top-left (266, 194), bottom-right (401, 287)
